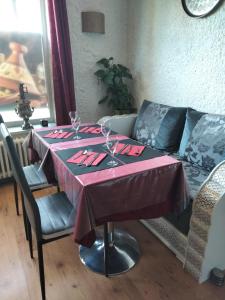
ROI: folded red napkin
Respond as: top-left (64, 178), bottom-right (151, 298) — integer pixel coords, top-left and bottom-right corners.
top-left (43, 131), bottom-right (74, 139)
top-left (67, 150), bottom-right (107, 166)
top-left (63, 132), bottom-right (74, 139)
top-left (43, 132), bottom-right (59, 138)
top-left (114, 143), bottom-right (145, 156)
top-left (79, 126), bottom-right (90, 133)
top-left (79, 126), bottom-right (102, 134)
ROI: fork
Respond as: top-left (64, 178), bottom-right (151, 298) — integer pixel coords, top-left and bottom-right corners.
top-left (53, 129), bottom-right (63, 133)
top-left (77, 150), bottom-right (90, 166)
top-left (86, 153), bottom-right (99, 167)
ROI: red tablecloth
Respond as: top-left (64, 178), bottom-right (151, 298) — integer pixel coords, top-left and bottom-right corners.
top-left (28, 126), bottom-right (188, 247)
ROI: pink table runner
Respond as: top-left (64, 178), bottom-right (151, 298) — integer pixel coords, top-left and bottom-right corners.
top-left (28, 126), bottom-right (188, 247)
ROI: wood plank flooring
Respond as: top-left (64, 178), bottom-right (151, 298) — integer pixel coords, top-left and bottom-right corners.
top-left (0, 183), bottom-right (225, 300)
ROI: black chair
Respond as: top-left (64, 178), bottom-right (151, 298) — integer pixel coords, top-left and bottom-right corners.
top-left (0, 114), bottom-right (58, 215)
top-left (0, 122), bottom-right (75, 300)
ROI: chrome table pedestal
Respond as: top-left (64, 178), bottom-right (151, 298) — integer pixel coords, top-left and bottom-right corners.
top-left (79, 223), bottom-right (140, 276)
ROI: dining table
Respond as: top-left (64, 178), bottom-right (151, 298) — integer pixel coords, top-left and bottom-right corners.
top-left (27, 123), bottom-right (188, 276)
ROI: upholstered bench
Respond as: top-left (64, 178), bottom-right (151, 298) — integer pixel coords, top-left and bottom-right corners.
top-left (98, 100), bottom-right (225, 283)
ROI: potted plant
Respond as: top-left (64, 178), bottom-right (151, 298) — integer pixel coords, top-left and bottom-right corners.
top-left (94, 57), bottom-right (135, 114)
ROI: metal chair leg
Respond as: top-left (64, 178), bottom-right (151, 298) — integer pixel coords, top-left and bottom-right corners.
top-left (21, 192), bottom-right (29, 241)
top-left (104, 223), bottom-right (109, 277)
top-left (27, 220), bottom-right (33, 259)
top-left (13, 180), bottom-right (19, 215)
top-left (37, 242), bottom-right (46, 300)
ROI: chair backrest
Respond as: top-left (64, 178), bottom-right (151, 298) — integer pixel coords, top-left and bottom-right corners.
top-left (0, 114), bottom-right (4, 123)
top-left (0, 123), bottom-right (42, 239)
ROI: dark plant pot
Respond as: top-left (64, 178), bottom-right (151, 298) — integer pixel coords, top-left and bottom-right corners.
top-left (113, 108), bottom-right (137, 115)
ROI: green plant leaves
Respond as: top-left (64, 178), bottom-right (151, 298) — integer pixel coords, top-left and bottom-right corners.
top-left (117, 64), bottom-right (133, 79)
top-left (103, 71), bottom-right (114, 85)
top-left (94, 57), bottom-right (135, 112)
top-left (96, 57), bottom-right (112, 68)
top-left (98, 95), bottom-right (108, 104)
top-left (94, 69), bottom-right (106, 79)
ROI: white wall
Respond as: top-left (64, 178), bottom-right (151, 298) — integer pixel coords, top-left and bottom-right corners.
top-left (128, 0), bottom-right (225, 114)
top-left (66, 0), bottom-right (128, 122)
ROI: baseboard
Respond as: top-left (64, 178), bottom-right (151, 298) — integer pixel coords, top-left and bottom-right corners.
top-left (0, 177), bottom-right (13, 186)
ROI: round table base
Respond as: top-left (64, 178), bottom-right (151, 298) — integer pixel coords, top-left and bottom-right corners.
top-left (79, 228), bottom-right (140, 276)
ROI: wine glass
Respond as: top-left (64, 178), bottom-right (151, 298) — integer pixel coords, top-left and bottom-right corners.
top-left (101, 121), bottom-right (111, 148)
top-left (69, 111), bottom-right (78, 124)
top-left (72, 116), bottom-right (81, 140)
top-left (106, 137), bottom-right (119, 167)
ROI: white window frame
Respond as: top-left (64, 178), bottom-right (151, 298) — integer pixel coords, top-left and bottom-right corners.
top-left (1, 0), bottom-right (55, 128)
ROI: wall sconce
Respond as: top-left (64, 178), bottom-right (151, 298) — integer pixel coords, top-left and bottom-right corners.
top-left (81, 12), bottom-right (105, 34)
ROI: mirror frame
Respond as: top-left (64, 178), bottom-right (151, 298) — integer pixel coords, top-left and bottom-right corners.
top-left (181, 0), bottom-right (224, 18)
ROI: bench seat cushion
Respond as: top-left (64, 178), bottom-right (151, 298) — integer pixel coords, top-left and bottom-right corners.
top-left (165, 153), bottom-right (210, 235)
top-left (171, 153), bottom-right (210, 200)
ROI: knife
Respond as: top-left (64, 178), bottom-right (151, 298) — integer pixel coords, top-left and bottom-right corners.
top-left (86, 153), bottom-right (99, 167)
top-left (117, 144), bottom-right (128, 155)
top-left (123, 145), bottom-right (132, 155)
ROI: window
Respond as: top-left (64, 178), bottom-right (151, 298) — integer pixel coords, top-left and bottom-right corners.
top-left (0, 0), bottom-right (54, 126)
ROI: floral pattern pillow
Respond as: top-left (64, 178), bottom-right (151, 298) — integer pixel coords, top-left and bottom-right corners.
top-left (134, 102), bottom-right (169, 147)
top-left (184, 114), bottom-right (225, 171)
top-left (132, 100), bottom-right (187, 151)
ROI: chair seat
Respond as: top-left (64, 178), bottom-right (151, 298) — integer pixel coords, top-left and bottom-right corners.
top-left (23, 164), bottom-right (50, 190)
top-left (36, 191), bottom-right (74, 240)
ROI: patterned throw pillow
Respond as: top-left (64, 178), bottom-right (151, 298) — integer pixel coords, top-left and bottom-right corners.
top-left (178, 108), bottom-right (205, 157)
top-left (183, 113), bottom-right (225, 171)
top-left (132, 100), bottom-right (187, 151)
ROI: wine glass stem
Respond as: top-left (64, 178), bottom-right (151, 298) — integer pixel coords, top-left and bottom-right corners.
top-left (103, 135), bottom-right (108, 147)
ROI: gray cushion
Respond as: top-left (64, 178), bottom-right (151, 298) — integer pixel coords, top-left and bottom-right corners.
top-left (23, 163), bottom-right (49, 188)
top-left (182, 160), bottom-right (210, 200)
top-left (178, 108), bottom-right (205, 157)
top-left (184, 113), bottom-right (225, 171)
top-left (171, 152), bottom-right (210, 200)
top-left (165, 154), bottom-right (210, 235)
top-left (132, 100), bottom-right (187, 151)
top-left (37, 191), bottom-right (74, 238)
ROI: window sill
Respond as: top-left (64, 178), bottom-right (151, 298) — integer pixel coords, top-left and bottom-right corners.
top-left (8, 123), bottom-right (56, 136)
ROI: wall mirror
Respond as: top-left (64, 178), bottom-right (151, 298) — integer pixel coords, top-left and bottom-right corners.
top-left (181, 0), bottom-right (224, 17)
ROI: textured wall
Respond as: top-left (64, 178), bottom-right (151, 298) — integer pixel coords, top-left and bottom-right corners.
top-left (128, 0), bottom-right (225, 114)
top-left (67, 0), bottom-right (128, 122)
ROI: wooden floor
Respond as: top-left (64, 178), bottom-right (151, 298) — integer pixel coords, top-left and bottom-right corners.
top-left (0, 183), bottom-right (225, 300)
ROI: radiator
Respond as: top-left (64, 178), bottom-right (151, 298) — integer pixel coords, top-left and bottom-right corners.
top-left (0, 137), bottom-right (29, 179)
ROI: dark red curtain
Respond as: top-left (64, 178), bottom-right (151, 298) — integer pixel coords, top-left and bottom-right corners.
top-left (48, 0), bottom-right (76, 125)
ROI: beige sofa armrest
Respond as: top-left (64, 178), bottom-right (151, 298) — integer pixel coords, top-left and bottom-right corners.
top-left (184, 160), bottom-right (225, 282)
top-left (97, 114), bottom-right (137, 137)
